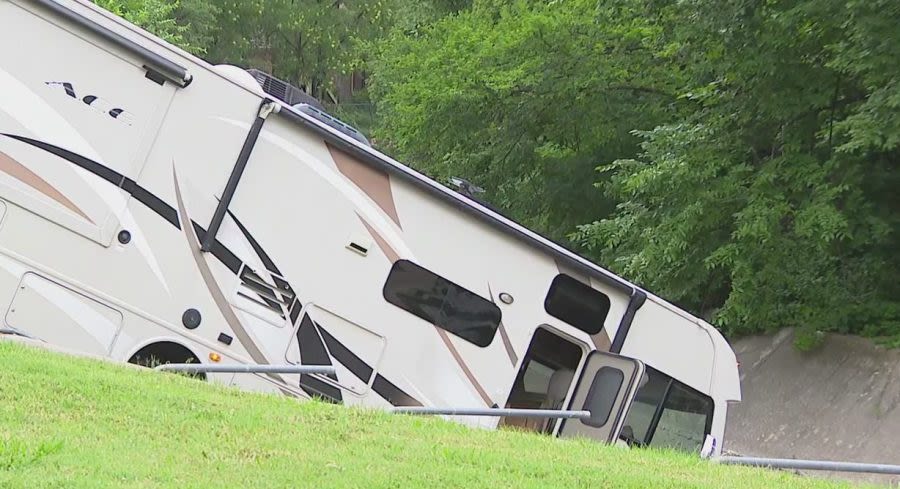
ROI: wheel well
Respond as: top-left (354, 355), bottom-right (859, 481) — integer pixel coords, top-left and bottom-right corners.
top-left (128, 341), bottom-right (206, 381)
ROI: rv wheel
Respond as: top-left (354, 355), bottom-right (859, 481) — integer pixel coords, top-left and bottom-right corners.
top-left (128, 341), bottom-right (206, 381)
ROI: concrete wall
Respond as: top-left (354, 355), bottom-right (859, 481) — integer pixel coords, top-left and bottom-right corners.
top-left (725, 329), bottom-right (900, 486)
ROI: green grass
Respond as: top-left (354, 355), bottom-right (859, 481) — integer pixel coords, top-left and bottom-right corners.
top-left (0, 341), bottom-right (863, 489)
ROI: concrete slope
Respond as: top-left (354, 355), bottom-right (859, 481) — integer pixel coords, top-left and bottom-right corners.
top-left (725, 329), bottom-right (900, 485)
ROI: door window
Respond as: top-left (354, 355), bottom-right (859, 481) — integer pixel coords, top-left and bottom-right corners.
top-left (558, 350), bottom-right (644, 442)
top-left (500, 328), bottom-right (583, 434)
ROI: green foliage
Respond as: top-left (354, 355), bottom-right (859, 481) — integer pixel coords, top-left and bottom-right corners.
top-left (204, 0), bottom-right (401, 99)
top-left (371, 0), bottom-right (899, 347)
top-left (572, 0), bottom-right (900, 347)
top-left (169, 0), bottom-right (220, 54)
top-left (93, 0), bottom-right (206, 53)
top-left (370, 0), bottom-right (682, 239)
top-left (94, 0), bottom-right (404, 96)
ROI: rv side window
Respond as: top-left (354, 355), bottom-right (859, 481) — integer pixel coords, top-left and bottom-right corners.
top-left (619, 367), bottom-right (669, 444)
top-left (651, 382), bottom-right (713, 452)
top-left (619, 367), bottom-right (714, 453)
top-left (544, 274), bottom-right (611, 335)
top-left (383, 260), bottom-right (501, 347)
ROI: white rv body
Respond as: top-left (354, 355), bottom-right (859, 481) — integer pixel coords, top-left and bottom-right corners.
top-left (0, 0), bottom-right (740, 454)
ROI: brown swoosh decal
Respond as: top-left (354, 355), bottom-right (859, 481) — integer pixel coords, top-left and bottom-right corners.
top-left (356, 209), bottom-right (489, 404)
top-left (436, 329), bottom-right (493, 406)
top-left (328, 143), bottom-right (402, 228)
top-left (554, 258), bottom-right (590, 285)
top-left (587, 277), bottom-right (613, 351)
top-left (172, 168), bottom-right (291, 390)
top-left (486, 283), bottom-right (518, 366)
top-left (590, 332), bottom-right (612, 351)
top-left (0, 151), bottom-right (93, 224)
top-left (357, 214), bottom-right (400, 263)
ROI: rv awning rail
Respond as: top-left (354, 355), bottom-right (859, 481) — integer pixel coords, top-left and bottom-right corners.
top-left (27, 0), bottom-right (193, 87)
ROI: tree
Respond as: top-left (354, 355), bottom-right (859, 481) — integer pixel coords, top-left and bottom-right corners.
top-left (205, 0), bottom-right (399, 101)
top-left (573, 0), bottom-right (900, 348)
top-left (370, 0), bottom-right (682, 240)
top-left (94, 0), bottom-right (206, 53)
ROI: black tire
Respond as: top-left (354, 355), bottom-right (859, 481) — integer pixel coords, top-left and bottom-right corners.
top-left (128, 341), bottom-right (207, 381)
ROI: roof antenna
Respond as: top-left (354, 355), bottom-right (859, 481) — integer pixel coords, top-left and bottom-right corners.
top-left (449, 177), bottom-right (485, 198)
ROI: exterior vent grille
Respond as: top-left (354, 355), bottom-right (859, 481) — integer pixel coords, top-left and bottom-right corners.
top-left (245, 69), bottom-right (323, 109)
top-left (245, 68), bottom-right (370, 146)
top-left (237, 265), bottom-right (297, 320)
top-left (293, 103), bottom-right (370, 146)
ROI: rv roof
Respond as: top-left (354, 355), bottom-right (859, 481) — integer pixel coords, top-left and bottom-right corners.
top-left (44, 0), bottom-right (715, 331)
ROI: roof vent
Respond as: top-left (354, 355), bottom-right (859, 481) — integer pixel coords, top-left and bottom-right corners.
top-left (244, 69), bottom-right (370, 146)
top-left (292, 103), bottom-right (370, 147)
top-left (245, 69), bottom-right (324, 109)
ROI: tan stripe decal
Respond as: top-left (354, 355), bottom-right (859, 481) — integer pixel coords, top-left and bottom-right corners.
top-left (498, 324), bottom-right (518, 366)
top-left (554, 258), bottom-right (590, 285)
top-left (328, 143), bottom-right (402, 228)
top-left (486, 283), bottom-right (518, 366)
top-left (588, 277), bottom-right (614, 351)
top-left (0, 151), bottom-right (94, 223)
top-left (436, 329), bottom-right (493, 406)
top-left (357, 214), bottom-right (400, 263)
top-left (356, 210), bottom-right (489, 404)
top-left (172, 168), bottom-right (291, 390)
top-left (591, 331), bottom-right (612, 352)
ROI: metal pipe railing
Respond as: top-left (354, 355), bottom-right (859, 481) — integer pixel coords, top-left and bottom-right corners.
top-left (392, 407), bottom-right (591, 419)
top-left (717, 456), bottom-right (900, 475)
top-left (154, 364), bottom-right (335, 375)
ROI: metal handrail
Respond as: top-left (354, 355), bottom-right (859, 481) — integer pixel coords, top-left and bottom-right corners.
top-left (392, 407), bottom-right (591, 419)
top-left (154, 363), bottom-right (335, 375)
top-left (716, 456), bottom-right (900, 475)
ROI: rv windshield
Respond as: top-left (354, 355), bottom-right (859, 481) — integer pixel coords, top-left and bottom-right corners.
top-left (618, 367), bottom-right (713, 452)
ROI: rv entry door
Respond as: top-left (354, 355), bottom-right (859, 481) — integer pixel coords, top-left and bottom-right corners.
top-left (558, 351), bottom-right (645, 443)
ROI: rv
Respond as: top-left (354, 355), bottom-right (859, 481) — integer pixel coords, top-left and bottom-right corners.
top-left (0, 0), bottom-right (740, 454)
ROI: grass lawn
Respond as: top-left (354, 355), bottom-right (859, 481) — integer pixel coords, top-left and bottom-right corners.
top-left (0, 340), bottom-right (865, 488)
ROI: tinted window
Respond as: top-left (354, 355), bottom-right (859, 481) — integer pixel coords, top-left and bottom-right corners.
top-left (652, 383), bottom-right (714, 452)
top-left (580, 366), bottom-right (624, 428)
top-left (620, 368), bottom-right (670, 444)
top-left (619, 366), bottom-right (714, 452)
top-left (544, 274), bottom-right (611, 335)
top-left (383, 260), bottom-right (501, 347)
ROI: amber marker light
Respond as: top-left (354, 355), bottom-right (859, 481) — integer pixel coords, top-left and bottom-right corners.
top-left (209, 352), bottom-right (222, 362)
